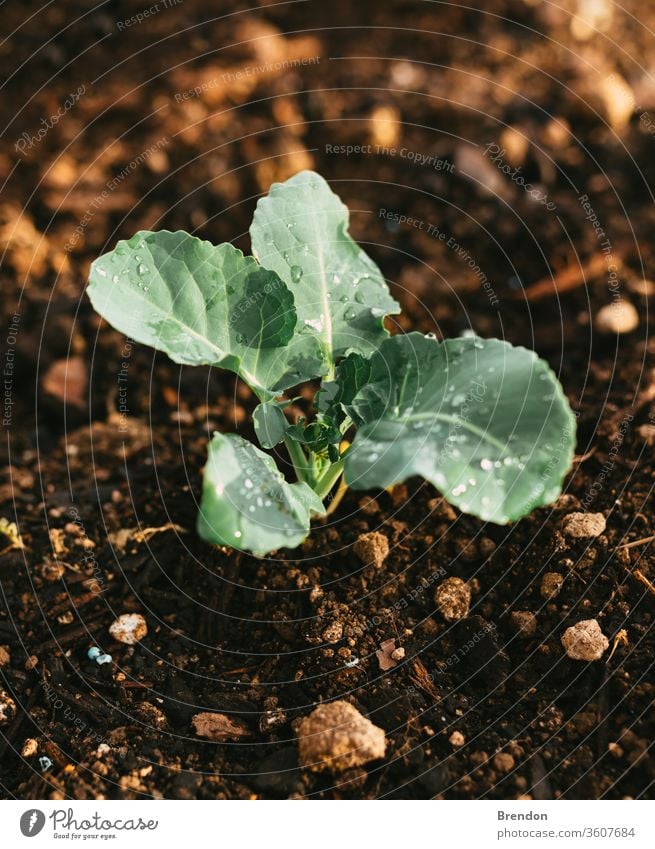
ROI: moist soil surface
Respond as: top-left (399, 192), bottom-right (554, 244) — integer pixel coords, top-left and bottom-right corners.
top-left (1, 0), bottom-right (655, 799)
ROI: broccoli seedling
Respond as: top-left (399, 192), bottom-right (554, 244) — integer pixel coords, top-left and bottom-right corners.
top-left (88, 171), bottom-right (576, 555)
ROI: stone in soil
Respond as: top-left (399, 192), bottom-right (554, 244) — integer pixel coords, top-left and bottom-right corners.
top-left (297, 700), bottom-right (386, 773)
top-left (594, 301), bottom-right (639, 334)
top-left (561, 619), bottom-right (609, 661)
top-left (510, 611), bottom-right (537, 638)
top-left (449, 730), bottom-right (465, 747)
top-left (541, 572), bottom-right (565, 599)
top-left (192, 711), bottom-right (251, 741)
top-left (0, 689), bottom-right (17, 724)
top-left (561, 512), bottom-right (606, 539)
top-left (353, 531), bottom-right (389, 568)
top-left (435, 577), bottom-right (471, 621)
top-left (109, 612), bottom-right (148, 645)
top-left (376, 638), bottom-right (399, 670)
top-left (493, 752), bottom-right (515, 773)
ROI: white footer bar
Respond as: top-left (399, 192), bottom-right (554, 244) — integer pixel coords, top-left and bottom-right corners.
top-left (0, 799), bottom-right (652, 847)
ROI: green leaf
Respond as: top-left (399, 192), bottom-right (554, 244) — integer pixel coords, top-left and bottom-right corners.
top-left (88, 230), bottom-right (326, 397)
top-left (250, 171), bottom-right (400, 372)
top-left (318, 352), bottom-right (372, 430)
top-left (197, 433), bottom-right (324, 554)
top-left (253, 401), bottom-right (290, 449)
top-left (344, 333), bottom-right (576, 524)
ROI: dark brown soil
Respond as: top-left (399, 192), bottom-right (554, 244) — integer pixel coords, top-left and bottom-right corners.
top-left (1, 0), bottom-right (655, 800)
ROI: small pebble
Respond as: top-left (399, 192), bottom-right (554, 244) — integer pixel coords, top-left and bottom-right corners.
top-left (608, 742), bottom-right (624, 759)
top-left (192, 712), bottom-right (251, 742)
top-left (0, 646), bottom-right (10, 667)
top-left (595, 301), bottom-right (639, 335)
top-left (376, 638), bottom-right (399, 671)
top-left (449, 730), bottom-right (466, 747)
top-left (109, 613), bottom-right (147, 645)
top-left (21, 738), bottom-right (38, 758)
top-left (322, 621), bottom-right (343, 644)
top-left (390, 647), bottom-right (405, 661)
top-left (493, 752), bottom-right (516, 773)
top-left (541, 572), bottom-right (564, 600)
top-left (562, 619), bottom-right (609, 661)
top-left (133, 701), bottom-right (168, 729)
top-left (561, 512), bottom-right (606, 539)
top-left (0, 690), bottom-right (17, 725)
top-left (435, 577), bottom-right (471, 621)
top-left (41, 560), bottom-right (66, 581)
top-left (297, 700), bottom-right (386, 773)
top-left (510, 611), bottom-right (537, 639)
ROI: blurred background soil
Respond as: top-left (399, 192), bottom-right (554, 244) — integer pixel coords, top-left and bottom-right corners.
top-left (1, 0), bottom-right (655, 799)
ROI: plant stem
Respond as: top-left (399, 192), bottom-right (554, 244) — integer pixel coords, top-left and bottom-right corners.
top-left (323, 477), bottom-right (349, 517)
top-left (284, 436), bottom-right (310, 484)
top-left (313, 459), bottom-right (345, 500)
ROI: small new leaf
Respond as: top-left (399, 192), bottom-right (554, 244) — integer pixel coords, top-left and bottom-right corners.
top-left (253, 401), bottom-right (290, 449)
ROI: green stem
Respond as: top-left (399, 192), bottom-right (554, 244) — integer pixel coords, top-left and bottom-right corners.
top-left (285, 437), bottom-right (310, 484)
top-left (313, 459), bottom-right (345, 500)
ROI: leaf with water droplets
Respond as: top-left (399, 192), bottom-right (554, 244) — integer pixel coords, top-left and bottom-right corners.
top-left (253, 400), bottom-right (290, 449)
top-left (250, 171), bottom-right (400, 371)
top-left (317, 351), bottom-right (372, 431)
top-left (87, 230), bottom-right (326, 397)
top-left (344, 333), bottom-right (576, 523)
top-left (197, 432), bottom-right (324, 554)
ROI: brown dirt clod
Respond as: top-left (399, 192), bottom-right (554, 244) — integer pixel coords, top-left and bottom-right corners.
top-left (541, 572), bottom-right (565, 600)
top-left (561, 512), bottom-right (607, 539)
top-left (510, 611), bottom-right (537, 639)
top-left (353, 531), bottom-right (389, 569)
top-left (561, 619), bottom-right (610, 661)
top-left (192, 712), bottom-right (251, 742)
top-left (297, 701), bottom-right (386, 773)
top-left (435, 577), bottom-right (471, 622)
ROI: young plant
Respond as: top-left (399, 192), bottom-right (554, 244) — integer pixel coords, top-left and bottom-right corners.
top-left (88, 171), bottom-right (576, 555)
